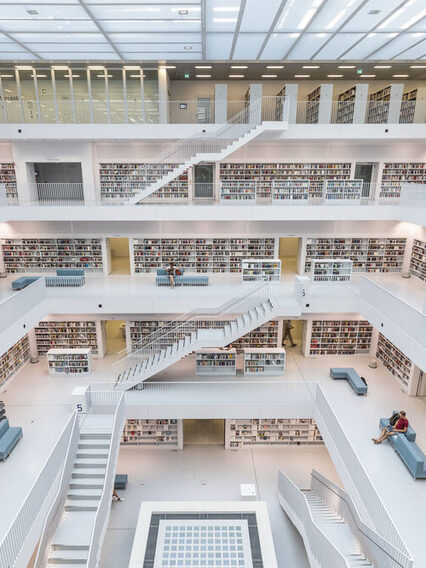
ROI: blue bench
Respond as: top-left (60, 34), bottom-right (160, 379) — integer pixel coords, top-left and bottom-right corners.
top-left (11, 276), bottom-right (40, 291)
top-left (56, 269), bottom-right (85, 278)
top-left (379, 417), bottom-right (426, 479)
top-left (0, 419), bottom-right (23, 461)
top-left (156, 268), bottom-right (209, 287)
top-left (114, 474), bottom-right (128, 489)
top-left (45, 275), bottom-right (85, 287)
top-left (330, 368), bottom-right (367, 395)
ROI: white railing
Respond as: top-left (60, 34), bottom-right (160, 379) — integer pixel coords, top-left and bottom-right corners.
top-left (0, 412), bottom-right (78, 568)
top-left (277, 470), bottom-right (351, 568)
top-left (311, 470), bottom-right (413, 568)
top-left (28, 182), bottom-right (84, 204)
top-left (34, 413), bottom-right (80, 568)
top-left (86, 394), bottom-right (126, 568)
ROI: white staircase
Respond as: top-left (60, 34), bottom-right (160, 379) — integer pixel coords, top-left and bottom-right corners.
top-left (115, 294), bottom-right (283, 389)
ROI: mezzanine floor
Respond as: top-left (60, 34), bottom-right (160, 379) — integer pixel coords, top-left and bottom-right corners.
top-left (0, 345), bottom-right (425, 565)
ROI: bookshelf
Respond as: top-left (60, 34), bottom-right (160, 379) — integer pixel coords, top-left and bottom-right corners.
top-left (34, 321), bottom-right (100, 356)
top-left (367, 86), bottom-right (392, 123)
top-left (376, 334), bottom-right (413, 390)
top-left (243, 348), bottom-right (285, 376)
top-left (47, 348), bottom-right (92, 375)
top-left (99, 162), bottom-right (189, 200)
top-left (399, 89), bottom-right (417, 124)
top-left (132, 237), bottom-right (276, 273)
top-left (220, 180), bottom-right (256, 201)
top-left (336, 86), bottom-right (356, 124)
top-left (0, 163), bottom-right (18, 203)
top-left (225, 418), bottom-right (323, 448)
top-left (308, 319), bottom-right (373, 356)
top-left (121, 418), bottom-right (183, 448)
top-left (0, 401), bottom-right (5, 422)
top-left (311, 259), bottom-right (352, 283)
top-left (410, 239), bottom-right (426, 281)
top-left (195, 349), bottom-right (237, 375)
top-left (380, 163), bottom-right (426, 198)
top-left (1, 238), bottom-right (104, 273)
top-left (219, 162), bottom-right (352, 199)
top-left (0, 335), bottom-right (30, 387)
top-left (275, 86), bottom-right (286, 120)
top-left (303, 237), bottom-right (406, 273)
top-left (324, 179), bottom-right (363, 201)
top-left (272, 180), bottom-right (310, 201)
top-left (242, 259), bottom-right (281, 282)
top-left (306, 87), bottom-right (321, 124)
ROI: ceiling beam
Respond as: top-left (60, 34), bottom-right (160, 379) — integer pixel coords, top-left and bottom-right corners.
top-left (229, 0), bottom-right (247, 60)
top-left (77, 0), bottom-right (124, 61)
top-left (0, 27), bottom-right (43, 60)
top-left (256, 0), bottom-right (291, 60)
top-left (283, 0), bottom-right (329, 60)
top-left (390, 38), bottom-right (426, 60)
top-left (201, 0), bottom-right (206, 59)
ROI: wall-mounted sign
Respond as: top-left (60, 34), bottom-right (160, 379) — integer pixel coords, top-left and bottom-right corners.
top-left (179, 103), bottom-right (187, 109)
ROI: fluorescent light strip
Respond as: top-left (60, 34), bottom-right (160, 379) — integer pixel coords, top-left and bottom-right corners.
top-left (159, 65), bottom-right (176, 69)
top-left (123, 66), bottom-right (140, 70)
top-left (374, 65), bottom-right (392, 68)
top-left (267, 65), bottom-right (283, 69)
top-left (294, 74), bottom-right (310, 77)
top-left (338, 65), bottom-right (355, 68)
top-left (393, 74), bottom-right (409, 77)
top-left (0, 74), bottom-right (14, 77)
top-left (328, 74), bottom-right (343, 77)
top-left (303, 65), bottom-right (319, 68)
top-left (196, 74), bottom-right (211, 78)
top-left (360, 74), bottom-right (375, 77)
top-left (262, 74), bottom-right (277, 78)
top-left (195, 65), bottom-right (212, 69)
top-left (410, 65), bottom-right (426, 68)
top-left (401, 9), bottom-right (426, 30)
top-left (229, 74), bottom-right (244, 78)
top-left (231, 65), bottom-right (247, 69)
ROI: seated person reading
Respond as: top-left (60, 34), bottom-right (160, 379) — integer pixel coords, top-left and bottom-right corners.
top-left (372, 411), bottom-right (409, 444)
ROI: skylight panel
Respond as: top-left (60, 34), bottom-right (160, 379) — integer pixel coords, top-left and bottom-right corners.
top-left (206, 0), bottom-right (242, 32)
top-left (233, 33), bottom-right (266, 58)
top-left (0, 20), bottom-right (98, 32)
top-left (309, 0), bottom-right (364, 32)
top-left (239, 0), bottom-right (282, 32)
top-left (275, 0), bottom-right (324, 32)
top-left (342, 0), bottom-right (405, 31)
top-left (341, 32), bottom-right (399, 58)
top-left (313, 32), bottom-right (364, 58)
top-left (286, 33), bottom-right (331, 59)
top-left (206, 32), bottom-right (233, 58)
top-left (371, 33), bottom-right (425, 58)
top-left (393, 38), bottom-right (426, 58)
top-left (101, 19), bottom-right (201, 32)
top-left (260, 33), bottom-right (300, 59)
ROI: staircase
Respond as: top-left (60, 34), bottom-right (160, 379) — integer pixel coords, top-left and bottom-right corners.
top-left (115, 293), bottom-right (283, 389)
top-left (127, 97), bottom-right (286, 204)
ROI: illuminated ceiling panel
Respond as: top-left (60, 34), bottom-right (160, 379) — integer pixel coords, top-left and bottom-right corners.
top-left (260, 33), bottom-right (300, 59)
top-left (286, 33), bottom-right (332, 59)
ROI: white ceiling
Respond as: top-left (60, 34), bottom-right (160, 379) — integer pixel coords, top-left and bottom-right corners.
top-left (0, 0), bottom-right (424, 62)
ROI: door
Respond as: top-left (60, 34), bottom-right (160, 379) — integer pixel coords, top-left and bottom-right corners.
top-left (108, 238), bottom-right (131, 274)
top-left (194, 164), bottom-right (214, 199)
top-left (197, 97), bottom-right (212, 124)
top-left (354, 163), bottom-right (375, 198)
top-left (183, 419), bottom-right (225, 446)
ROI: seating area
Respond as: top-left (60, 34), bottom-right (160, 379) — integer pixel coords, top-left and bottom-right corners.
top-left (379, 414), bottom-right (426, 479)
top-left (330, 368), bottom-right (367, 395)
top-left (114, 473), bottom-right (128, 490)
top-left (11, 276), bottom-right (40, 291)
top-left (45, 275), bottom-right (85, 287)
top-left (156, 268), bottom-right (209, 286)
top-left (0, 416), bottom-right (23, 462)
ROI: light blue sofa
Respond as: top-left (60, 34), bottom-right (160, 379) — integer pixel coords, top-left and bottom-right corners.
top-left (330, 368), bottom-right (367, 395)
top-left (56, 269), bottom-right (85, 278)
top-left (11, 276), bottom-right (40, 290)
top-left (0, 419), bottom-right (23, 461)
top-left (380, 412), bottom-right (416, 442)
top-left (156, 268), bottom-right (209, 286)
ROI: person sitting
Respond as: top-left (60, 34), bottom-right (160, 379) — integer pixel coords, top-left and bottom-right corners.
top-left (166, 262), bottom-right (178, 287)
top-left (372, 410), bottom-right (409, 444)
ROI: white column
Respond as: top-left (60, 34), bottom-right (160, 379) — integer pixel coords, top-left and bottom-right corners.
top-left (413, 87), bottom-right (426, 123)
top-left (388, 84), bottom-right (404, 123)
top-left (249, 84), bottom-right (262, 123)
top-left (369, 327), bottom-right (380, 357)
top-left (96, 320), bottom-right (106, 358)
top-left (318, 84), bottom-right (333, 124)
top-left (373, 162), bottom-right (385, 201)
top-left (27, 328), bottom-right (38, 358)
top-left (353, 84), bottom-right (369, 123)
top-left (402, 235), bottom-right (414, 274)
top-left (284, 84), bottom-right (298, 123)
top-left (158, 68), bottom-right (169, 124)
top-left (125, 320), bottom-right (132, 353)
top-left (214, 84), bottom-right (228, 123)
top-left (177, 420), bottom-right (184, 450)
top-left (83, 142), bottom-right (99, 203)
top-left (301, 319), bottom-right (312, 357)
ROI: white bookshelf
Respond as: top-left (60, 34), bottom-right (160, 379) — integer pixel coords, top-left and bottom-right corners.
top-left (336, 86), bottom-right (356, 124)
top-left (242, 258), bottom-right (281, 282)
top-left (121, 418), bottom-right (183, 448)
top-left (220, 180), bottom-right (256, 201)
top-left (399, 89), bottom-right (417, 123)
top-left (410, 239), bottom-right (426, 281)
top-left (225, 418), bottom-right (323, 448)
top-left (99, 162), bottom-right (189, 200)
top-left (311, 259), bottom-right (352, 283)
top-left (272, 180), bottom-right (310, 202)
top-left (380, 162), bottom-right (426, 198)
top-left (47, 348), bottom-right (91, 375)
top-left (303, 237), bottom-right (406, 273)
top-left (35, 321), bottom-right (101, 356)
top-left (243, 348), bottom-right (285, 376)
top-left (308, 319), bottom-right (373, 356)
top-left (195, 348), bottom-right (237, 375)
top-left (376, 334), bottom-right (413, 391)
top-left (132, 237), bottom-right (276, 273)
top-left (1, 238), bottom-right (104, 273)
top-left (0, 335), bottom-right (30, 387)
top-left (306, 87), bottom-right (321, 124)
top-left (367, 86), bottom-right (392, 123)
top-left (324, 179), bottom-right (363, 202)
top-left (0, 163), bottom-right (18, 203)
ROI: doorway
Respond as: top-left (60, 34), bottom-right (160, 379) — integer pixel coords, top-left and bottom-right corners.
top-left (183, 419), bottom-right (225, 446)
top-left (197, 97), bottom-right (212, 124)
top-left (281, 319), bottom-right (303, 349)
top-left (354, 163), bottom-right (378, 198)
top-left (279, 237), bottom-right (300, 275)
top-left (105, 320), bottom-right (126, 356)
top-left (193, 163), bottom-right (214, 199)
top-left (29, 162), bottom-right (84, 202)
top-left (108, 238), bottom-right (130, 275)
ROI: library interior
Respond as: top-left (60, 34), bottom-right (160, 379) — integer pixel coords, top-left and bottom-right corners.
top-left (0, 2), bottom-right (425, 568)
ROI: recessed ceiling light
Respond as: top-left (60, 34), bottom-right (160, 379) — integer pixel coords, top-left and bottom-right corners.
top-left (64, 74), bottom-right (80, 78)
top-left (393, 74), bottom-right (409, 77)
top-left (178, 9), bottom-right (188, 15)
top-left (262, 74), bottom-right (277, 78)
top-left (338, 65), bottom-right (355, 68)
top-left (31, 74), bottom-right (47, 78)
top-left (15, 66), bottom-right (33, 70)
top-left (229, 74), bottom-right (244, 78)
top-left (231, 65), bottom-right (248, 69)
top-left (294, 74), bottom-right (310, 78)
top-left (129, 74), bottom-right (143, 78)
top-left (0, 74), bottom-right (14, 78)
top-left (360, 74), bottom-right (376, 77)
top-left (303, 65), bottom-right (319, 68)
top-left (410, 65), bottom-right (426, 68)
top-left (267, 65), bottom-right (283, 69)
top-left (184, 45), bottom-right (192, 50)
top-left (374, 65), bottom-right (392, 68)
top-left (159, 65), bottom-right (176, 69)
top-left (51, 65), bottom-right (69, 70)
top-left (87, 66), bottom-right (104, 70)
top-left (195, 65), bottom-right (212, 69)
top-left (26, 9), bottom-right (38, 14)
top-left (328, 74), bottom-right (343, 77)
top-left (196, 74), bottom-right (211, 78)
top-left (123, 66), bottom-right (140, 70)
top-left (97, 74), bottom-right (113, 78)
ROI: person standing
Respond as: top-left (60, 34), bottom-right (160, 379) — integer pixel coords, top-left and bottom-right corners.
top-left (283, 320), bottom-right (297, 347)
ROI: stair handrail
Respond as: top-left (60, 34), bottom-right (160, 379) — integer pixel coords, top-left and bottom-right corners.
top-left (86, 393), bottom-right (126, 568)
top-left (277, 470), bottom-right (351, 567)
top-left (310, 470), bottom-right (413, 568)
top-left (34, 411), bottom-right (80, 568)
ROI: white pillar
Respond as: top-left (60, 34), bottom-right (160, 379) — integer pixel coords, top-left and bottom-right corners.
top-left (369, 327), bottom-right (380, 357)
top-left (402, 235), bottom-right (414, 274)
top-left (353, 84), bottom-right (369, 124)
top-left (158, 68), bottom-right (169, 124)
top-left (27, 329), bottom-right (38, 358)
top-left (215, 84), bottom-right (228, 123)
top-left (285, 84), bottom-right (298, 124)
top-left (249, 84), bottom-right (262, 123)
top-left (318, 84), bottom-right (333, 124)
top-left (388, 84), bottom-right (404, 123)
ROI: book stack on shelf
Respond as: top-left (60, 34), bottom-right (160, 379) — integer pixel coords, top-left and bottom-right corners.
top-left (367, 86), bottom-right (391, 123)
top-left (220, 180), bottom-right (256, 201)
top-left (336, 87), bottom-right (356, 124)
top-left (35, 321), bottom-right (99, 355)
top-left (226, 418), bottom-right (323, 448)
top-left (196, 349), bottom-right (236, 375)
top-left (121, 418), bottom-right (181, 448)
top-left (243, 349), bottom-right (285, 376)
top-left (311, 259), bottom-right (353, 283)
top-left (306, 87), bottom-right (321, 124)
top-left (0, 335), bottom-right (30, 387)
top-left (0, 163), bottom-right (18, 203)
top-left (309, 320), bottom-right (373, 356)
top-left (47, 348), bottom-right (91, 375)
top-left (99, 162), bottom-right (189, 200)
top-left (272, 180), bottom-right (310, 201)
top-left (231, 320), bottom-right (280, 349)
top-left (219, 162), bottom-right (352, 200)
top-left (324, 179), bottom-right (363, 201)
top-left (399, 89), bottom-right (417, 123)
top-left (304, 237), bottom-right (406, 273)
top-left (410, 239), bottom-right (426, 281)
top-left (242, 259), bottom-right (281, 282)
top-left (380, 163), bottom-right (426, 198)
top-left (275, 86), bottom-right (286, 120)
top-left (133, 237), bottom-right (276, 273)
top-left (0, 401), bottom-right (5, 422)
top-left (376, 334), bottom-right (413, 389)
top-left (1, 238), bottom-right (103, 273)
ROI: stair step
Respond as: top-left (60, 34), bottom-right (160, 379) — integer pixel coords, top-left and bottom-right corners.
top-left (74, 458), bottom-right (107, 468)
top-left (78, 440), bottom-right (110, 449)
top-left (65, 499), bottom-right (100, 511)
top-left (48, 548), bottom-right (89, 563)
top-left (76, 449), bottom-right (108, 459)
top-left (67, 488), bottom-right (103, 499)
top-left (70, 479), bottom-right (105, 489)
top-left (72, 467), bottom-right (106, 478)
top-left (80, 433), bottom-right (111, 440)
